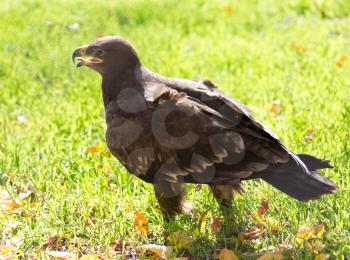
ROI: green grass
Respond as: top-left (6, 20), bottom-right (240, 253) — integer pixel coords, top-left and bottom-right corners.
top-left (0, 0), bottom-right (350, 258)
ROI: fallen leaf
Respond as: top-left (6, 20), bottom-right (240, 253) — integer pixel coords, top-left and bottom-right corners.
top-left (169, 231), bottom-right (192, 250)
top-left (16, 115), bottom-right (28, 124)
top-left (134, 211), bottom-right (149, 234)
top-left (211, 216), bottom-right (223, 233)
top-left (87, 144), bottom-right (103, 154)
top-left (314, 253), bottom-right (330, 260)
top-left (0, 189), bottom-right (20, 214)
top-left (46, 250), bottom-right (74, 259)
top-left (219, 248), bottom-right (238, 260)
top-left (195, 184), bottom-right (202, 192)
top-left (80, 255), bottom-right (100, 260)
top-left (309, 241), bottom-right (326, 254)
top-left (69, 23), bottom-right (80, 32)
top-left (41, 234), bottom-right (59, 249)
top-left (291, 43), bottom-right (306, 53)
top-left (304, 128), bottom-right (316, 141)
top-left (240, 227), bottom-right (266, 240)
top-left (257, 198), bottom-right (271, 215)
top-left (295, 224), bottom-right (325, 244)
top-left (315, 224), bottom-right (325, 238)
top-left (257, 252), bottom-right (284, 260)
top-left (19, 182), bottom-right (35, 200)
top-left (268, 100), bottom-right (283, 114)
top-left (142, 244), bottom-right (173, 258)
top-left (97, 32), bottom-right (105, 38)
top-left (198, 213), bottom-right (208, 234)
top-left (8, 220), bottom-right (23, 230)
top-left (262, 216), bottom-right (280, 233)
top-left (336, 55), bottom-right (347, 68)
top-left (0, 244), bottom-right (18, 259)
top-left (224, 5), bottom-right (235, 14)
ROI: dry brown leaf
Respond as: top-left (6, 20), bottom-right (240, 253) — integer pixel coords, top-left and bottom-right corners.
top-left (169, 231), bottom-right (192, 250)
top-left (304, 128), bottom-right (316, 141)
top-left (219, 248), bottom-right (238, 260)
top-left (258, 198), bottom-right (271, 215)
top-left (240, 227), bottom-right (266, 240)
top-left (257, 252), bottom-right (284, 260)
top-left (41, 234), bottom-right (59, 249)
top-left (195, 184), bottom-right (202, 192)
top-left (336, 55), bottom-right (347, 68)
top-left (142, 244), bottom-right (173, 258)
top-left (211, 216), bottom-right (223, 233)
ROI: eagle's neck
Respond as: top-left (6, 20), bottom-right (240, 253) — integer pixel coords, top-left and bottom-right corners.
top-left (101, 64), bottom-right (142, 107)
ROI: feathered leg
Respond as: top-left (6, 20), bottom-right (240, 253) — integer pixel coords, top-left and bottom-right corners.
top-left (153, 181), bottom-right (192, 220)
top-left (209, 184), bottom-right (242, 235)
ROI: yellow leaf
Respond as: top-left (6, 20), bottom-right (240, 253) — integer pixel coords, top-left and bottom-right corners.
top-left (0, 244), bottom-right (18, 259)
top-left (315, 224), bottom-right (325, 238)
top-left (219, 248), bottom-right (238, 260)
top-left (291, 43), bottom-right (306, 53)
top-left (224, 5), bottom-right (234, 14)
top-left (295, 224), bottom-right (325, 244)
top-left (257, 252), bottom-right (284, 260)
top-left (314, 253), bottom-right (330, 260)
top-left (336, 55), bottom-right (347, 68)
top-left (142, 244), bottom-right (173, 258)
top-left (198, 213), bottom-right (208, 234)
top-left (169, 231), bottom-right (192, 250)
top-left (263, 216), bottom-right (280, 233)
top-left (268, 100), bottom-right (283, 114)
top-left (80, 255), bottom-right (100, 260)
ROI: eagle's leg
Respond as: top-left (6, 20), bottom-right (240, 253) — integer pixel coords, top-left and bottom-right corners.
top-left (209, 184), bottom-right (240, 235)
top-left (153, 181), bottom-right (192, 220)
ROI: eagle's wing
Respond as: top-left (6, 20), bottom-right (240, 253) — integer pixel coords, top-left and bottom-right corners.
top-left (143, 81), bottom-right (289, 186)
top-left (143, 79), bottom-right (337, 200)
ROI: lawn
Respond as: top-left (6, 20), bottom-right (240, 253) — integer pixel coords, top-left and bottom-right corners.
top-left (0, 0), bottom-right (350, 259)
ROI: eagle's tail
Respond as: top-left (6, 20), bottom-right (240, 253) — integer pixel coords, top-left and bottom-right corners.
top-left (254, 154), bottom-right (337, 201)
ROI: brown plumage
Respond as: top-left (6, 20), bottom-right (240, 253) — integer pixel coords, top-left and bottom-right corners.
top-left (72, 36), bottom-right (337, 218)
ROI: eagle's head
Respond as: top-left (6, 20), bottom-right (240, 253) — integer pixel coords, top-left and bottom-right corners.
top-left (72, 36), bottom-right (140, 75)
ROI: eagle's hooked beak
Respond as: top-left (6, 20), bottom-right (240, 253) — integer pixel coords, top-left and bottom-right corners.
top-left (72, 45), bottom-right (103, 67)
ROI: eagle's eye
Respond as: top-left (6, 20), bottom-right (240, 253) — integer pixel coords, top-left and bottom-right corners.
top-left (93, 49), bottom-right (105, 57)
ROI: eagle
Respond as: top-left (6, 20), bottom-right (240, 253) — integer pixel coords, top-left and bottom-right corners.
top-left (72, 36), bottom-right (337, 218)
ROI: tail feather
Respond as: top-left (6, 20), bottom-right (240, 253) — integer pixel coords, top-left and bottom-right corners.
top-left (297, 154), bottom-right (333, 170)
top-left (253, 154), bottom-right (337, 201)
